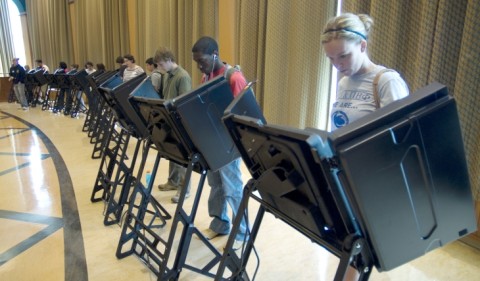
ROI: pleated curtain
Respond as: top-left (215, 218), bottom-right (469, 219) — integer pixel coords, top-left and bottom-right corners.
top-left (0, 0), bottom-right (15, 75)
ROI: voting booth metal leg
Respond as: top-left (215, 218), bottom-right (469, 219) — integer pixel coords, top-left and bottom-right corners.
top-left (116, 152), bottom-right (233, 280)
top-left (116, 146), bottom-right (172, 273)
top-left (30, 86), bottom-right (42, 108)
top-left (90, 124), bottom-right (131, 205)
top-left (91, 109), bottom-right (114, 159)
top-left (86, 99), bottom-right (105, 137)
top-left (334, 236), bottom-right (373, 281)
top-left (158, 154), bottom-right (250, 281)
top-left (82, 91), bottom-right (97, 131)
top-left (215, 180), bottom-right (259, 281)
top-left (70, 91), bottom-right (80, 118)
top-left (157, 154), bottom-right (220, 280)
top-left (102, 134), bottom-right (142, 226)
top-left (82, 106), bottom-right (93, 132)
top-left (216, 180), bottom-right (373, 281)
top-left (42, 86), bottom-right (55, 111)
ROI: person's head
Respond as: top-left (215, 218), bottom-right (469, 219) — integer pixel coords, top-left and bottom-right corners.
top-left (96, 63), bottom-right (106, 71)
top-left (59, 61), bottom-right (67, 69)
top-left (192, 36), bottom-right (220, 75)
top-left (145, 57), bottom-right (157, 72)
top-left (71, 63), bottom-right (79, 69)
top-left (25, 65), bottom-right (30, 71)
top-left (154, 47), bottom-right (177, 73)
top-left (85, 61), bottom-right (94, 70)
top-left (123, 54), bottom-right (135, 66)
top-left (115, 56), bottom-right (124, 65)
top-left (321, 13), bottom-right (373, 77)
top-left (12, 58), bottom-right (19, 66)
top-left (35, 59), bottom-right (43, 67)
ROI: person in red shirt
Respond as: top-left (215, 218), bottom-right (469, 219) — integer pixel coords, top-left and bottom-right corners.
top-left (191, 36), bottom-right (248, 250)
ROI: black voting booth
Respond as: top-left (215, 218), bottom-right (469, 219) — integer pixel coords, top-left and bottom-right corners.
top-left (217, 81), bottom-right (477, 280)
top-left (42, 73), bottom-right (58, 110)
top-left (81, 70), bottom-right (106, 132)
top-left (91, 73), bottom-right (167, 226)
top-left (84, 70), bottom-right (118, 151)
top-left (26, 69), bottom-right (48, 106)
top-left (117, 76), bottom-right (258, 280)
top-left (67, 69), bottom-right (90, 117)
top-left (89, 73), bottom-right (123, 159)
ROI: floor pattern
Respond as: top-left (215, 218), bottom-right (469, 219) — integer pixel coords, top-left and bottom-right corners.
top-left (0, 110), bottom-right (87, 280)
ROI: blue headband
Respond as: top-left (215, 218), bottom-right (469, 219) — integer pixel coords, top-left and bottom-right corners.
top-left (324, 28), bottom-right (367, 40)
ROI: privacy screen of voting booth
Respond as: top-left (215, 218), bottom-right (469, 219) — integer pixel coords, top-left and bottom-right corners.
top-left (224, 81), bottom-right (477, 273)
top-left (97, 73), bottom-right (160, 138)
top-left (328, 82), bottom-right (477, 270)
top-left (132, 75), bottom-right (244, 171)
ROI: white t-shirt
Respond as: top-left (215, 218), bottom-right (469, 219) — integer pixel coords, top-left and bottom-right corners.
top-left (123, 65), bottom-right (145, 82)
top-left (86, 68), bottom-right (96, 75)
top-left (330, 65), bottom-right (409, 130)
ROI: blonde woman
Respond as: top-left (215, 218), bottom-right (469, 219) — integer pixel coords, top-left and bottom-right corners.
top-left (321, 13), bottom-right (409, 130)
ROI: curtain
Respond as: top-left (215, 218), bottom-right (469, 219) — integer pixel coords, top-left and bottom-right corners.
top-left (343, 0), bottom-right (480, 243)
top-left (72, 0), bottom-right (129, 70)
top-left (25, 0), bottom-right (73, 70)
top-left (455, 1), bottom-right (480, 203)
top-left (134, 0), bottom-right (217, 87)
top-left (236, 0), bottom-right (336, 129)
top-left (0, 0), bottom-right (15, 75)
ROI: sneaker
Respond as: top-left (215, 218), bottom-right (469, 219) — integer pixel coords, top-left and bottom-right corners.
top-left (201, 228), bottom-right (226, 240)
top-left (22, 106), bottom-right (29, 111)
top-left (158, 182), bottom-right (178, 191)
top-left (171, 190), bottom-right (190, 203)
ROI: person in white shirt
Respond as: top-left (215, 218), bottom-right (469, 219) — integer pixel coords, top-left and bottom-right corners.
top-left (321, 13), bottom-right (409, 131)
top-left (122, 54), bottom-right (144, 82)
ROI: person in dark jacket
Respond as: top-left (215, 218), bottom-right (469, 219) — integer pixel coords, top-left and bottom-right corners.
top-left (9, 58), bottom-right (28, 110)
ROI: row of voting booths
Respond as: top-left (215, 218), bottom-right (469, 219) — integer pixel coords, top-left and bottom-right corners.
top-left (24, 67), bottom-right (93, 117)
top-left (82, 67), bottom-right (476, 281)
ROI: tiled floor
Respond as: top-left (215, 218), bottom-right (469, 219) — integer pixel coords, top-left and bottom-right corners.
top-left (0, 101), bottom-right (479, 281)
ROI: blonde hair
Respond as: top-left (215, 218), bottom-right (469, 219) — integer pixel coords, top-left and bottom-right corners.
top-left (321, 13), bottom-right (373, 44)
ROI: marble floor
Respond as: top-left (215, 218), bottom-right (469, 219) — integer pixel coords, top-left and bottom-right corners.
top-left (0, 101), bottom-right (479, 281)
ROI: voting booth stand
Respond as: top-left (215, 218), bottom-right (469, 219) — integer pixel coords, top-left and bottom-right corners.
top-left (26, 69), bottom-right (48, 107)
top-left (82, 70), bottom-right (115, 137)
top-left (67, 69), bottom-right (90, 118)
top-left (115, 76), bottom-right (259, 280)
top-left (89, 73), bottom-right (169, 227)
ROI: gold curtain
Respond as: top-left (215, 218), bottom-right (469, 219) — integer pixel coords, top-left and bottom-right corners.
top-left (455, 1), bottom-right (480, 203)
top-left (0, 0), bottom-right (15, 75)
top-left (343, 0), bottom-right (480, 243)
top-left (25, 0), bottom-right (73, 70)
top-left (134, 0), bottom-right (217, 87)
top-left (236, 0), bottom-right (336, 129)
top-left (72, 0), bottom-right (129, 70)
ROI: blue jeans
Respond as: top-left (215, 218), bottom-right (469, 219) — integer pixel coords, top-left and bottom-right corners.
top-left (76, 90), bottom-right (86, 110)
top-left (206, 158), bottom-right (247, 241)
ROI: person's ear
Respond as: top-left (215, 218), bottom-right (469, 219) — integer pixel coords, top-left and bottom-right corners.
top-left (360, 40), bottom-right (367, 52)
